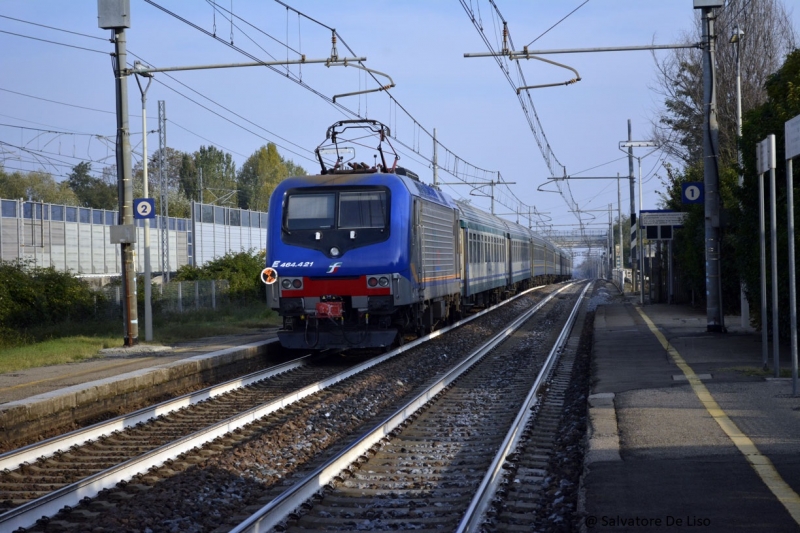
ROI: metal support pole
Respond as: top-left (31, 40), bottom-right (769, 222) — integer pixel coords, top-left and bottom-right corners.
top-left (760, 169), bottom-right (769, 369)
top-left (733, 26), bottom-right (749, 328)
top-left (638, 157), bottom-right (644, 305)
top-left (769, 135), bottom-right (780, 376)
top-left (669, 240), bottom-right (674, 304)
top-left (618, 173), bottom-right (623, 293)
top-left (786, 156), bottom-right (797, 394)
top-left (135, 69), bottom-right (153, 342)
top-left (609, 203), bottom-right (613, 279)
top-left (158, 100), bottom-right (170, 282)
top-left (114, 27), bottom-right (138, 346)
top-left (627, 120), bottom-right (637, 295)
top-left (701, 7), bottom-right (724, 331)
top-left (433, 128), bottom-right (438, 187)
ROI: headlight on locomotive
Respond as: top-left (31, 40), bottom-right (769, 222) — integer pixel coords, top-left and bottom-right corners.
top-left (378, 276), bottom-right (389, 287)
top-left (281, 277), bottom-right (303, 290)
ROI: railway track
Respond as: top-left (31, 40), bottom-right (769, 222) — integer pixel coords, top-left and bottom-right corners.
top-left (232, 281), bottom-right (590, 533)
top-left (4, 282), bottom-right (575, 532)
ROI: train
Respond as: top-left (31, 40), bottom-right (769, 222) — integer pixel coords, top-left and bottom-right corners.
top-left (264, 120), bottom-right (571, 350)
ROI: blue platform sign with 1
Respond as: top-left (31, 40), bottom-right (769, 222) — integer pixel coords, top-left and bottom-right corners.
top-left (681, 182), bottom-right (704, 204)
top-left (134, 198), bottom-right (156, 219)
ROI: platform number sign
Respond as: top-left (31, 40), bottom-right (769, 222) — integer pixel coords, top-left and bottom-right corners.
top-left (133, 198), bottom-right (155, 219)
top-left (681, 182), bottom-right (704, 205)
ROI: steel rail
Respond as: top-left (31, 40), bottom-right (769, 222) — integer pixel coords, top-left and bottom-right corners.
top-left (0, 338), bottom-right (285, 472)
top-left (458, 281), bottom-right (592, 532)
top-left (230, 282), bottom-right (575, 533)
top-left (0, 286), bottom-right (548, 531)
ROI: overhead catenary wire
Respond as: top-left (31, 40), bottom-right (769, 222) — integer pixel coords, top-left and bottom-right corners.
top-left (0, 29), bottom-right (108, 54)
top-left (4, 0), bottom-right (512, 214)
top-left (526, 0), bottom-right (592, 46)
top-left (460, 0), bottom-right (570, 229)
top-left (0, 14), bottom-right (108, 41)
top-left (146, 0), bottom-right (505, 197)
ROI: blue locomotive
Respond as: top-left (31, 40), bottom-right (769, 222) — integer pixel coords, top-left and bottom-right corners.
top-left (264, 120), bottom-right (571, 349)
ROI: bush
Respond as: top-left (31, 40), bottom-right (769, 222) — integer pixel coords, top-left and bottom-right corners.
top-left (0, 260), bottom-right (103, 345)
top-left (174, 249), bottom-right (265, 302)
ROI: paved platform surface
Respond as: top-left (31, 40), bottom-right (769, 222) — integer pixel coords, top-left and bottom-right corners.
top-left (0, 329), bottom-right (279, 406)
top-left (583, 281), bottom-right (800, 532)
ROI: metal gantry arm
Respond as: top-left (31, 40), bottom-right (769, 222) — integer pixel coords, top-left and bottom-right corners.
top-left (464, 22), bottom-right (581, 92)
top-left (330, 63), bottom-right (395, 102)
top-left (514, 53), bottom-right (581, 92)
top-left (128, 55), bottom-right (367, 75)
top-left (128, 31), bottom-right (394, 104)
top-left (464, 18), bottom-right (702, 92)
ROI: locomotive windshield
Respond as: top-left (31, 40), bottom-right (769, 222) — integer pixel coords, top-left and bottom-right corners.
top-left (339, 191), bottom-right (387, 229)
top-left (285, 190), bottom-right (387, 230)
top-left (286, 193), bottom-right (335, 230)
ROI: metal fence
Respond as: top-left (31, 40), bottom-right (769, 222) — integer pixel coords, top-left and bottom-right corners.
top-left (0, 198), bottom-right (267, 276)
top-left (95, 279), bottom-right (230, 317)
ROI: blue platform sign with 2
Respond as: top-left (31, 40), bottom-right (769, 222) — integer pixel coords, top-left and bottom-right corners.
top-left (134, 198), bottom-right (155, 219)
top-left (681, 182), bottom-right (704, 204)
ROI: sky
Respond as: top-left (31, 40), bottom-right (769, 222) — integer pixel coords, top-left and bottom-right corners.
top-left (1, 1), bottom-right (798, 261)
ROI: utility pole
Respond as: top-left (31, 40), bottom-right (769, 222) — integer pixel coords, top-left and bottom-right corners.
top-left (99, 0), bottom-right (138, 346)
top-left (732, 25), bottom-right (749, 328)
top-left (134, 63), bottom-right (153, 342)
top-left (696, 0), bottom-right (724, 331)
top-left (618, 173), bottom-right (623, 293)
top-left (627, 120), bottom-right (636, 295)
top-left (158, 100), bottom-right (170, 283)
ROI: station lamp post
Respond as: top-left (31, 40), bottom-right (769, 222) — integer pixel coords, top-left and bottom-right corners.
top-left (731, 26), bottom-right (748, 328)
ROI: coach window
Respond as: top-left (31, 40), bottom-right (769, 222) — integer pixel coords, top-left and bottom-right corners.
top-left (286, 193), bottom-right (335, 230)
top-left (339, 191), bottom-right (387, 229)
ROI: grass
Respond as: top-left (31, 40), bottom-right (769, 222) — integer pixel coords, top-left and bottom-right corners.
top-left (722, 366), bottom-right (794, 378)
top-left (0, 336), bottom-right (123, 374)
top-left (0, 301), bottom-right (282, 375)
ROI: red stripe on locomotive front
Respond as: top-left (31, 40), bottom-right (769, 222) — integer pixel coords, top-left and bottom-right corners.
top-left (281, 276), bottom-right (391, 298)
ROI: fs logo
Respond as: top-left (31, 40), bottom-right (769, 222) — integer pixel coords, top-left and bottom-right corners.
top-left (326, 262), bottom-right (343, 274)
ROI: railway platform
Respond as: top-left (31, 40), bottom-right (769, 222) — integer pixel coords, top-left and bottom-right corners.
top-left (0, 329), bottom-right (281, 446)
top-left (583, 282), bottom-right (800, 532)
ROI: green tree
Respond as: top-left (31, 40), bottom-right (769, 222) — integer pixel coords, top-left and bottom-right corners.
top-left (131, 147), bottom-right (192, 218)
top-left (237, 143), bottom-right (306, 211)
top-left (0, 168), bottom-right (79, 205)
top-left (651, 0), bottom-right (796, 165)
top-left (737, 48), bottom-right (800, 333)
top-left (611, 214), bottom-right (632, 269)
top-left (193, 146), bottom-right (237, 207)
top-left (178, 153), bottom-right (198, 201)
top-left (67, 162), bottom-right (117, 209)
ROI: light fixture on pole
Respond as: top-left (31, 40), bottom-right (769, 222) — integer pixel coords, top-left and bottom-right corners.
top-left (134, 61), bottom-right (154, 342)
top-left (731, 25), bottom-right (749, 328)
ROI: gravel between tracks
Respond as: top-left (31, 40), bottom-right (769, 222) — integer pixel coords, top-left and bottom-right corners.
top-left (23, 287), bottom-right (564, 533)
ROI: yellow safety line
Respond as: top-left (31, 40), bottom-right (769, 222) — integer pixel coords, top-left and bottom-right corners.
top-left (635, 306), bottom-right (800, 524)
top-left (0, 357), bottom-right (157, 394)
